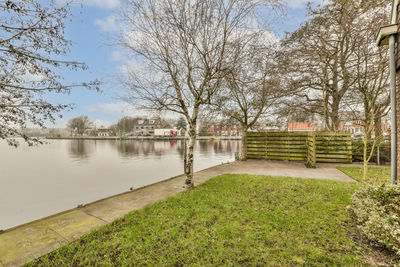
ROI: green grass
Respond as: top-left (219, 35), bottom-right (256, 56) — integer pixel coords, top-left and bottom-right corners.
top-left (26, 174), bottom-right (366, 266)
top-left (337, 166), bottom-right (390, 185)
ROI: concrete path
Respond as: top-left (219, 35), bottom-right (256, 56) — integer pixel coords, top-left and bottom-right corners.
top-left (0, 160), bottom-right (354, 266)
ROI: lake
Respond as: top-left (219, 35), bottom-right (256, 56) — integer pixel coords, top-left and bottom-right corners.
top-left (0, 139), bottom-right (240, 230)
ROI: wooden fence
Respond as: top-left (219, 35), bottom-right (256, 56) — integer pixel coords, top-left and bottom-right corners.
top-left (246, 131), bottom-right (352, 167)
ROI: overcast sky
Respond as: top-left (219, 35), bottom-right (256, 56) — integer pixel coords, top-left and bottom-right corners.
top-left (47, 0), bottom-right (323, 128)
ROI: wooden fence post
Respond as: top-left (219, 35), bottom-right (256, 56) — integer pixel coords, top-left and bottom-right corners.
top-left (265, 132), bottom-right (268, 159)
top-left (306, 132), bottom-right (316, 168)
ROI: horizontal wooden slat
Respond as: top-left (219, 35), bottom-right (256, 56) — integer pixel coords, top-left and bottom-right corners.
top-left (267, 149), bottom-right (307, 154)
top-left (246, 131), bottom-right (352, 163)
top-left (317, 158), bottom-right (351, 163)
top-left (316, 154), bottom-right (352, 159)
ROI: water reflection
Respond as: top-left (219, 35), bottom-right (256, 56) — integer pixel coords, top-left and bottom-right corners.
top-left (68, 140), bottom-right (95, 160)
top-left (66, 139), bottom-right (240, 161)
top-left (1, 139), bottom-right (240, 229)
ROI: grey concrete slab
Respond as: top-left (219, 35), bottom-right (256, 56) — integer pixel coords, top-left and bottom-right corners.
top-left (0, 160), bottom-right (355, 266)
top-left (44, 210), bottom-right (106, 241)
top-left (0, 221), bottom-right (65, 267)
top-left (213, 160), bottom-right (356, 182)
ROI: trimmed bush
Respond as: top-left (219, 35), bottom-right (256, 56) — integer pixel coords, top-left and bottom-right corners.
top-left (349, 185), bottom-right (400, 257)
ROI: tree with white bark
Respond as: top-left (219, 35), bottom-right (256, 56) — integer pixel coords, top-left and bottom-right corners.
top-left (118, 0), bottom-right (281, 187)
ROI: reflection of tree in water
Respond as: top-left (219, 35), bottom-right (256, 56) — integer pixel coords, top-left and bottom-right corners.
top-left (117, 141), bottom-right (141, 157)
top-left (116, 140), bottom-right (180, 158)
top-left (68, 140), bottom-right (95, 160)
top-left (198, 140), bottom-right (209, 155)
top-left (213, 140), bottom-right (224, 153)
top-left (226, 141), bottom-right (232, 153)
top-left (176, 140), bottom-right (185, 159)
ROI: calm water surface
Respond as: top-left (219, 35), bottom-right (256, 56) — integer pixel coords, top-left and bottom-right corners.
top-left (0, 139), bottom-right (240, 230)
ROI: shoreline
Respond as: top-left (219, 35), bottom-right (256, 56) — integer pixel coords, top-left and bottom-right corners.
top-left (45, 136), bottom-right (242, 140)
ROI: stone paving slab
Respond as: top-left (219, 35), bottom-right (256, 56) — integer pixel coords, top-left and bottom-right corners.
top-left (0, 220), bottom-right (65, 266)
top-left (0, 160), bottom-right (354, 266)
top-left (44, 210), bottom-right (106, 242)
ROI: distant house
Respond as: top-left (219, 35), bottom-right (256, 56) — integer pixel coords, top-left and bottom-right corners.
top-left (288, 122), bottom-right (315, 132)
top-left (206, 125), bottom-right (242, 136)
top-left (341, 119), bottom-right (391, 139)
top-left (96, 128), bottom-right (111, 137)
top-left (342, 120), bottom-right (363, 137)
top-left (133, 118), bottom-right (165, 136)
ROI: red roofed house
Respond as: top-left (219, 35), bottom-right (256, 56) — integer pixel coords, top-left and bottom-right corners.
top-left (288, 122), bottom-right (315, 132)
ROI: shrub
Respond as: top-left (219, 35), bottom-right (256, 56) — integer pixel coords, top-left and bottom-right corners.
top-left (352, 140), bottom-right (390, 164)
top-left (349, 185), bottom-right (400, 257)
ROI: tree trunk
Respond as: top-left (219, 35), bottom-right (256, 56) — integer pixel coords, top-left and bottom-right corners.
top-left (331, 98), bottom-right (340, 131)
top-left (184, 124), bottom-right (196, 188)
top-left (240, 125), bottom-right (248, 161)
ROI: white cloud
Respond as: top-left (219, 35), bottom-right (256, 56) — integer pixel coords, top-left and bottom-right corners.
top-left (57, 0), bottom-right (120, 10)
top-left (94, 14), bottom-right (119, 31)
top-left (84, 102), bottom-right (148, 118)
top-left (85, 0), bottom-right (120, 9)
top-left (285, 0), bottom-right (324, 9)
top-left (93, 119), bottom-right (113, 128)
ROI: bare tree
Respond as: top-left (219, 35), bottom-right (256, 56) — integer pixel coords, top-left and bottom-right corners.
top-left (281, 0), bottom-right (390, 180)
top-left (117, 116), bottom-right (141, 135)
top-left (119, 0), bottom-right (281, 187)
top-left (0, 0), bottom-right (100, 146)
top-left (346, 1), bottom-right (390, 180)
top-left (67, 116), bottom-right (93, 135)
top-left (281, 1), bottom-right (359, 130)
top-left (213, 31), bottom-right (282, 160)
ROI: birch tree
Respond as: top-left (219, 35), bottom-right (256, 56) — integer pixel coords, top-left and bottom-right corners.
top-left (119, 0), bottom-right (281, 187)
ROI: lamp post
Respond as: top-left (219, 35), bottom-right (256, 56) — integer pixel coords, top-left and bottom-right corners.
top-left (376, 0), bottom-right (399, 184)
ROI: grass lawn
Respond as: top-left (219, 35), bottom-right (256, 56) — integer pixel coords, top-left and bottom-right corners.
top-left (26, 174), bottom-right (366, 266)
top-left (337, 166), bottom-right (390, 185)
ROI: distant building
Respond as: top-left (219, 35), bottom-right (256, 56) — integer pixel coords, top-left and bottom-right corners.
top-left (341, 119), bottom-right (391, 139)
top-left (342, 120), bottom-right (363, 137)
top-left (96, 128), bottom-right (111, 137)
top-left (133, 118), bottom-right (165, 136)
top-left (288, 122), bottom-right (315, 132)
top-left (206, 125), bottom-right (242, 136)
top-left (154, 128), bottom-right (181, 137)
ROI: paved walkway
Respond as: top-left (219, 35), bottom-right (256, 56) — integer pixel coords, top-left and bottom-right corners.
top-left (0, 160), bottom-right (354, 267)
